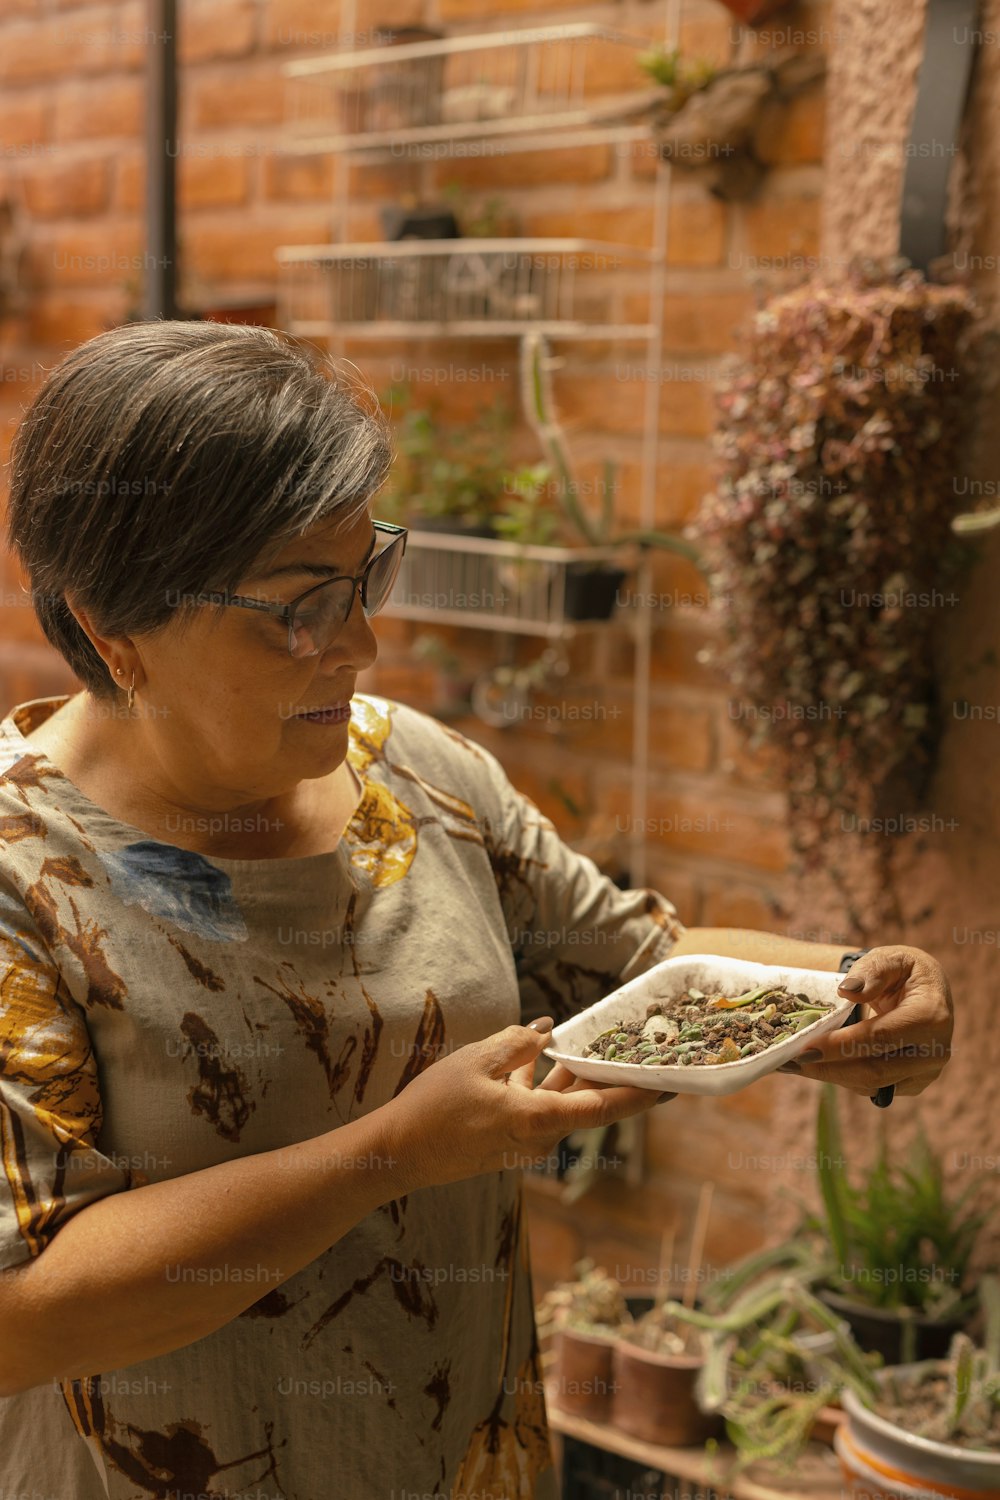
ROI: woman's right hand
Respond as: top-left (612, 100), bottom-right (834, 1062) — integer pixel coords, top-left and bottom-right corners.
top-left (381, 1019), bottom-right (674, 1191)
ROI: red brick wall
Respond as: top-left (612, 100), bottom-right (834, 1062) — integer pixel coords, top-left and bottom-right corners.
top-left (0, 0), bottom-right (832, 1281)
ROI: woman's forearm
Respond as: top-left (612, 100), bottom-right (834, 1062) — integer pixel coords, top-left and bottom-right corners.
top-left (0, 1106), bottom-right (410, 1398)
top-left (670, 927), bottom-right (850, 972)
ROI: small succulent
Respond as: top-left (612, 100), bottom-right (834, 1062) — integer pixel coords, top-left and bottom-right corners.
top-left (536, 1258), bottom-right (632, 1341)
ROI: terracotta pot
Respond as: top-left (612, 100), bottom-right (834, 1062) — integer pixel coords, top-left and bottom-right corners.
top-left (716, 0), bottom-right (796, 23)
top-left (610, 1336), bottom-right (724, 1447)
top-left (838, 1369), bottom-right (1000, 1498)
top-left (551, 1327), bottom-right (617, 1421)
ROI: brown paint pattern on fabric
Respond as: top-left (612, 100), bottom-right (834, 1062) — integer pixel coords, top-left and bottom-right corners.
top-left (240, 1286), bottom-right (297, 1319)
top-left (3, 753), bottom-right (65, 797)
top-left (0, 810), bottom-right (47, 844)
top-left (302, 1255), bottom-right (439, 1351)
top-left (62, 1376), bottom-right (286, 1499)
top-left (451, 1187), bottom-right (553, 1499)
top-left (494, 1202), bottom-right (517, 1272)
top-left (483, 838), bottom-right (547, 929)
top-left (424, 1361), bottom-right (451, 1431)
top-left (256, 969), bottom-right (352, 1100)
top-left (24, 859), bottom-right (127, 1010)
top-left (392, 988), bottom-right (445, 1098)
top-left (167, 934), bottom-right (227, 992)
top-left (363, 1358), bottom-right (400, 1412)
top-left (353, 983), bottom-right (383, 1106)
top-left (180, 1013), bottom-right (254, 1143)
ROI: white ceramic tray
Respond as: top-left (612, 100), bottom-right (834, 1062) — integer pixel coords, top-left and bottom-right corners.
top-left (544, 954), bottom-right (853, 1097)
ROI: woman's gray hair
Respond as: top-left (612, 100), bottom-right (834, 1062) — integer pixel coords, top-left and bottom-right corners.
top-left (6, 320), bottom-right (394, 698)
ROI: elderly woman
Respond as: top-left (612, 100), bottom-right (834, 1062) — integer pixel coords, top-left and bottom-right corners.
top-left (0, 323), bottom-right (952, 1500)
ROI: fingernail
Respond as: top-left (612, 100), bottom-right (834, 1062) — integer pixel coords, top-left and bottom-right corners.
top-left (658, 1092), bottom-right (677, 1102)
top-left (528, 1016), bottom-right (554, 1034)
top-left (839, 976), bottom-right (865, 991)
top-left (797, 1049), bottom-right (823, 1063)
top-left (778, 1061), bottom-right (802, 1074)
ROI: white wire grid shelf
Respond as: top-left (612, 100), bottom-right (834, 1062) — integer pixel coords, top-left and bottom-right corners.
top-left (282, 22), bottom-right (655, 154)
top-left (276, 238), bottom-right (655, 340)
top-left (385, 530), bottom-right (630, 638)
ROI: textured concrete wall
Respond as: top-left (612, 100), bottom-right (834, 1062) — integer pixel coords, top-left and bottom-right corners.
top-left (773, 0), bottom-right (1000, 1276)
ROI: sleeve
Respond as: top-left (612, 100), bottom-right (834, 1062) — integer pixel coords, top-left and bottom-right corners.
top-left (458, 733), bottom-right (687, 1027)
top-left (0, 879), bottom-right (133, 1271)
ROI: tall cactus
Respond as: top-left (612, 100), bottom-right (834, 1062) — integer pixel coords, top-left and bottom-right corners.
top-left (518, 332), bottom-right (702, 562)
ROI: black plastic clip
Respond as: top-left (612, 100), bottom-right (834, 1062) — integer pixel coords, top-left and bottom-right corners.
top-left (843, 1001), bottom-right (895, 1109)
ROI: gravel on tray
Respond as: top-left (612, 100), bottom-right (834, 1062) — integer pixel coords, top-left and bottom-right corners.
top-left (581, 984), bottom-right (834, 1068)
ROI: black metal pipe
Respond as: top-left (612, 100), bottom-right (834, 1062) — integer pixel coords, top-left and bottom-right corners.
top-left (144, 0), bottom-right (177, 319)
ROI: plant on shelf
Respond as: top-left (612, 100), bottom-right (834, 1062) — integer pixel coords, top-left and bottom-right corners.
top-left (378, 384), bottom-right (516, 535)
top-left (839, 1278), bottom-right (1000, 1490)
top-left (515, 333), bottom-right (703, 620)
top-left (808, 1083), bottom-right (987, 1364)
top-left (538, 1258), bottom-right (633, 1421)
top-left (634, 44), bottom-right (824, 201)
top-left (440, 181), bottom-right (520, 239)
top-left (537, 1258), bottom-right (633, 1342)
top-left (661, 1241), bottom-right (882, 1471)
top-left (693, 259), bottom-right (979, 879)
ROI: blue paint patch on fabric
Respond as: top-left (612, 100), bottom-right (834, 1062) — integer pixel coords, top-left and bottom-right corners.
top-left (98, 841), bottom-right (249, 942)
top-left (0, 916), bottom-right (45, 966)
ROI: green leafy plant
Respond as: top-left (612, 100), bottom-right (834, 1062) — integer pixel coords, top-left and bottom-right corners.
top-left (378, 384), bottom-right (516, 531)
top-left (440, 181), bottom-right (519, 238)
top-left (693, 259), bottom-right (979, 864)
top-left (491, 463), bottom-right (561, 547)
top-left (663, 1247), bottom-right (881, 1469)
top-left (811, 1083), bottom-right (987, 1325)
top-left (637, 46), bottom-right (718, 110)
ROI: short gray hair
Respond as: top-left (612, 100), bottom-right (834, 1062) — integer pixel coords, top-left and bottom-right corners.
top-left (6, 320), bottom-right (393, 698)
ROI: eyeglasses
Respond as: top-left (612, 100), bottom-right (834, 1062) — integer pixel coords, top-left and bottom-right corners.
top-left (198, 520), bottom-right (407, 658)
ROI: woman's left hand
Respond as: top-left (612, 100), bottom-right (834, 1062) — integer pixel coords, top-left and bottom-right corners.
top-left (780, 945), bottom-right (954, 1097)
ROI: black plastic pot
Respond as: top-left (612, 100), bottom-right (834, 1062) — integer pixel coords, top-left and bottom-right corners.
top-left (562, 563), bottom-right (628, 622)
top-left (818, 1287), bottom-right (966, 1366)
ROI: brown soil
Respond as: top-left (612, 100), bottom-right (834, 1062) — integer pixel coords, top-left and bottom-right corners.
top-left (875, 1367), bottom-right (1000, 1453)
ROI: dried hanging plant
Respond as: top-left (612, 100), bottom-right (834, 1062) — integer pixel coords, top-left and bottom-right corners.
top-left (693, 259), bottom-right (979, 865)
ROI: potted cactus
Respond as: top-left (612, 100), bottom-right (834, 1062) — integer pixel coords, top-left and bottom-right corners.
top-left (537, 1258), bottom-right (632, 1422)
top-left (519, 333), bottom-right (701, 621)
top-left (612, 1303), bottom-right (724, 1448)
top-left (837, 1279), bottom-right (1000, 1496)
top-left (611, 1192), bottom-right (726, 1448)
top-left (811, 1086), bottom-right (986, 1366)
top-left (660, 1238), bottom-right (882, 1470)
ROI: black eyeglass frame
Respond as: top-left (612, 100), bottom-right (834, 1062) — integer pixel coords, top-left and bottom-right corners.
top-left (196, 519), bottom-right (407, 657)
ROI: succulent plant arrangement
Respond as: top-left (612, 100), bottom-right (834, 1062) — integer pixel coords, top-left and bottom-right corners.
top-left (536, 1258), bottom-right (633, 1342)
top-left (582, 986), bottom-right (835, 1068)
top-left (693, 260), bottom-right (979, 864)
top-left (874, 1273), bottom-right (1000, 1452)
top-left (661, 1243), bottom-right (881, 1468)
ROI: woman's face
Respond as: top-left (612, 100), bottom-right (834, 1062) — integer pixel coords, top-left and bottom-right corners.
top-left (77, 505), bottom-right (381, 809)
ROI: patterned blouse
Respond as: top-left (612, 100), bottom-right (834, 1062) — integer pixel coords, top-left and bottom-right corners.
top-left (0, 692), bottom-right (682, 1500)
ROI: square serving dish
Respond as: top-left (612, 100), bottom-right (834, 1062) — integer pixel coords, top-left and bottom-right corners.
top-left (543, 954), bottom-right (853, 1097)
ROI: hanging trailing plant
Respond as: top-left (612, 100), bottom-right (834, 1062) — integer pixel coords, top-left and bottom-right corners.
top-left (693, 259), bottom-right (979, 865)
